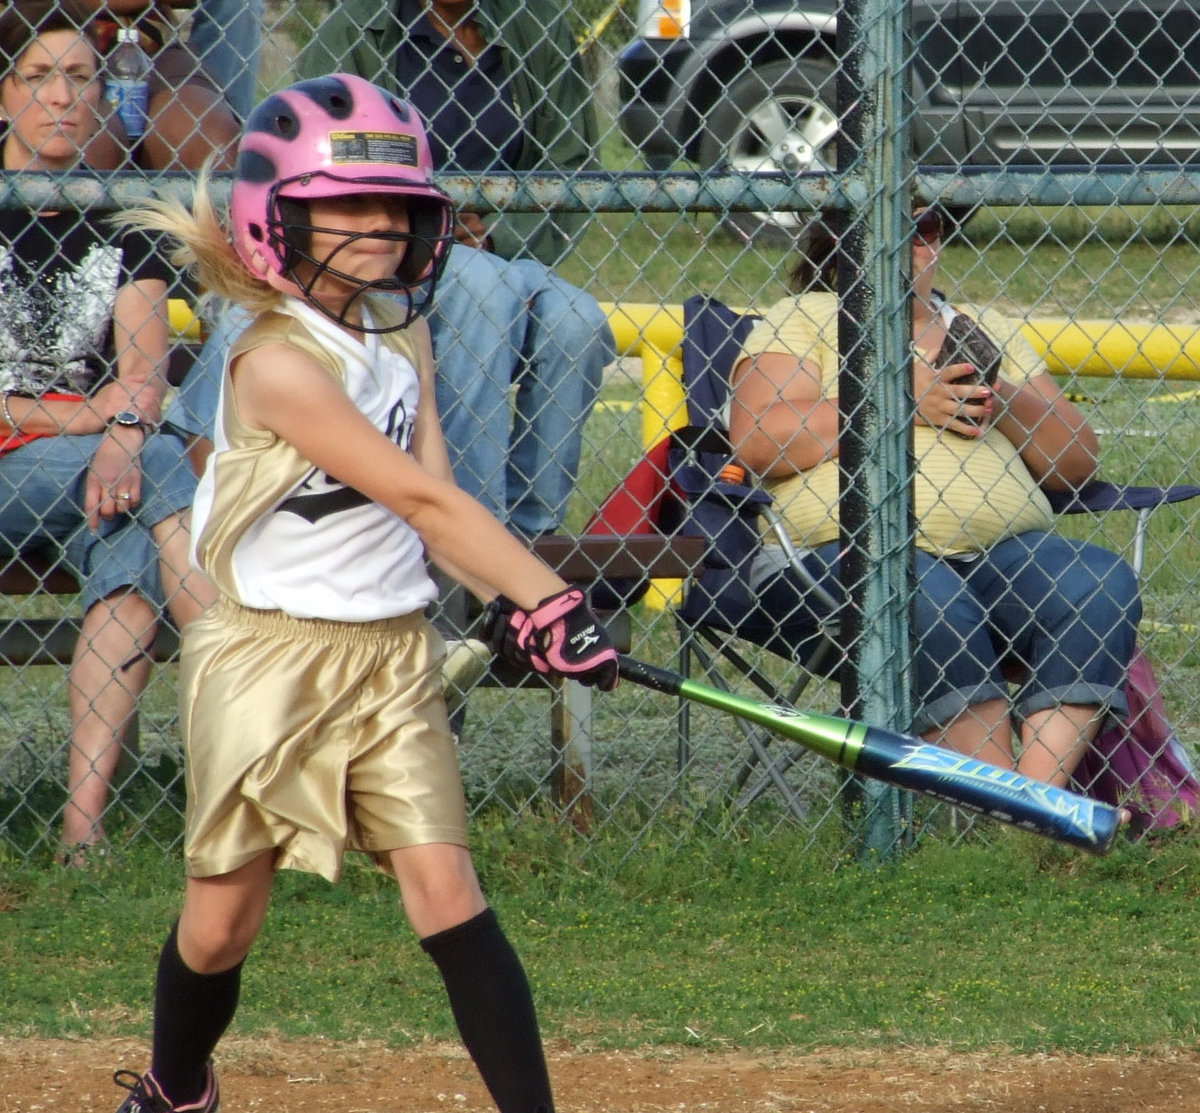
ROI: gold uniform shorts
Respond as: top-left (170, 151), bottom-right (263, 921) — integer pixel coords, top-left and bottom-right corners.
top-left (178, 600), bottom-right (469, 882)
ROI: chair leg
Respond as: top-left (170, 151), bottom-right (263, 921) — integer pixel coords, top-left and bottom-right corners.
top-left (1134, 507), bottom-right (1151, 580)
top-left (734, 745), bottom-right (806, 809)
top-left (675, 618), bottom-right (693, 774)
top-left (701, 624), bottom-right (850, 822)
top-left (677, 619), bottom-right (815, 823)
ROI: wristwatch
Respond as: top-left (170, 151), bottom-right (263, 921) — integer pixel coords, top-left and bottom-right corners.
top-left (110, 410), bottom-right (151, 432)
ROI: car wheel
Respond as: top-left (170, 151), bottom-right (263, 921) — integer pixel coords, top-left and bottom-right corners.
top-left (698, 56), bottom-right (838, 246)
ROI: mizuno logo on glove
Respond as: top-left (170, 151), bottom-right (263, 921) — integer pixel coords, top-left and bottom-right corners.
top-left (570, 625), bottom-right (602, 653)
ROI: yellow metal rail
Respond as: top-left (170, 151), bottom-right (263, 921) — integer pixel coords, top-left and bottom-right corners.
top-left (173, 297), bottom-right (1200, 436)
top-left (600, 303), bottom-right (1200, 449)
top-left (1024, 319), bottom-right (1200, 381)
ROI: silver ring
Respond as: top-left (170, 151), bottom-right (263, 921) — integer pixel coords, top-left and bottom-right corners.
top-left (116, 493), bottom-right (131, 501)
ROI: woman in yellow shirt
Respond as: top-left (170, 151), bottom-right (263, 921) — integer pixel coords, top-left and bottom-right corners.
top-left (728, 211), bottom-right (1140, 787)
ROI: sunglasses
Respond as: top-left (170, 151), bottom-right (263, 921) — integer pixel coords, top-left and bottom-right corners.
top-left (914, 209), bottom-right (944, 243)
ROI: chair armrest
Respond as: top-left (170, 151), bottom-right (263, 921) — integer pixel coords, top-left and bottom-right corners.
top-left (1045, 480), bottom-right (1200, 516)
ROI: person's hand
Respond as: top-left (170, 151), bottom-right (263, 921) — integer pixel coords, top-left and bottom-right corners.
top-left (913, 354), bottom-right (995, 437)
top-left (84, 426), bottom-right (145, 528)
top-left (88, 380), bottom-right (163, 426)
top-left (482, 588), bottom-right (620, 690)
top-left (454, 211), bottom-right (492, 251)
top-left (482, 594), bottom-right (539, 672)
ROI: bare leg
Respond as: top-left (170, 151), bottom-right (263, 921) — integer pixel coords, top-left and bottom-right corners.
top-left (134, 854), bottom-right (276, 1106)
top-left (153, 511), bottom-right (216, 628)
top-left (62, 513), bottom-right (213, 857)
top-left (393, 844), bottom-right (554, 1113)
top-left (388, 842), bottom-right (488, 938)
top-left (924, 697), bottom-right (1015, 769)
top-left (62, 591), bottom-right (157, 854)
top-left (177, 852), bottom-right (277, 972)
top-left (1018, 703), bottom-right (1105, 787)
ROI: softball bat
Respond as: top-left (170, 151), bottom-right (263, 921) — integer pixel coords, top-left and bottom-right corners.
top-left (618, 655), bottom-right (1124, 854)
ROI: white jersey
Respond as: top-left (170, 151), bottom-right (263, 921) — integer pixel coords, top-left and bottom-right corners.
top-left (190, 297), bottom-right (438, 621)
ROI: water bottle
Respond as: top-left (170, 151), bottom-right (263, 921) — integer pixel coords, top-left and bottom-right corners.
top-left (104, 27), bottom-right (151, 141)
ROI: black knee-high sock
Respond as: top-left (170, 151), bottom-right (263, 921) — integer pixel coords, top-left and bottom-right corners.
top-left (150, 921), bottom-right (243, 1105)
top-left (421, 908), bottom-right (554, 1113)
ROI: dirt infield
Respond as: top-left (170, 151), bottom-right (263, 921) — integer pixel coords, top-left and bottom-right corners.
top-left (5, 1037), bottom-right (1200, 1112)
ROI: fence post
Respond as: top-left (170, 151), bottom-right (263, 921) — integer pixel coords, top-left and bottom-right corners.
top-left (836, 0), bottom-right (917, 859)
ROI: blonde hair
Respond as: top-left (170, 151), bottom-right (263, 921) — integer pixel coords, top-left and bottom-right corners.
top-left (117, 163), bottom-right (283, 318)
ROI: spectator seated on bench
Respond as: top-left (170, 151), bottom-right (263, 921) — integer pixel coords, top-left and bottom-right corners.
top-left (0, 0), bottom-right (214, 865)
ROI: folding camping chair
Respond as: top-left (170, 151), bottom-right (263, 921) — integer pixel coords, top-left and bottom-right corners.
top-left (669, 292), bottom-right (1200, 823)
top-left (586, 297), bottom-right (845, 821)
top-left (670, 296), bottom-right (844, 819)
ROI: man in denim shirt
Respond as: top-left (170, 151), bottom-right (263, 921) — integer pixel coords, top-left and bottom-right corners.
top-left (298, 0), bottom-right (614, 539)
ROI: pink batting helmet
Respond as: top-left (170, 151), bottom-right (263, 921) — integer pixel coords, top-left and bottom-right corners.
top-left (230, 73), bottom-right (455, 324)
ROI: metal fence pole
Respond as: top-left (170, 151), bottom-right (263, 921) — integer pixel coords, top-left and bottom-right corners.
top-left (836, 0), bottom-right (916, 859)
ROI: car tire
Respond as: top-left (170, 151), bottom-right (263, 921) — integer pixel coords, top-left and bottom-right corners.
top-left (698, 56), bottom-right (839, 247)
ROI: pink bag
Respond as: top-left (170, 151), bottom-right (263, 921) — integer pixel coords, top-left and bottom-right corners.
top-left (1074, 646), bottom-right (1200, 831)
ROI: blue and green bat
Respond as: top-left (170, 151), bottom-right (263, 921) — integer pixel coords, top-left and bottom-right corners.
top-left (618, 656), bottom-right (1124, 855)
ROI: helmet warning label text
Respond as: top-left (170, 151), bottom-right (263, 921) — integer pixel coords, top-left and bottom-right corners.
top-left (330, 131), bottom-right (418, 167)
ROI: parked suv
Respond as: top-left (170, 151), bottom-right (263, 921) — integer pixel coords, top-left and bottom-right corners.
top-left (617, 0), bottom-right (1200, 241)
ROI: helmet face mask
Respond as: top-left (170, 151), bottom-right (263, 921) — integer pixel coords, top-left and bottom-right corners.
top-left (231, 75), bottom-right (455, 333)
top-left (266, 189), bottom-right (453, 331)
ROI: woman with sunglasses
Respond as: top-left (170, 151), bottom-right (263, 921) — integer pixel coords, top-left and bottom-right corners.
top-left (727, 210), bottom-right (1140, 786)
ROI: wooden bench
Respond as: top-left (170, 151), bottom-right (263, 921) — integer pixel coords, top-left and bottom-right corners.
top-left (0, 534), bottom-right (706, 828)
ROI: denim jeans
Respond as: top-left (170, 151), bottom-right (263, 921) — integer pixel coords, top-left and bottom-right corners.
top-left (754, 531), bottom-right (1140, 734)
top-left (187, 0), bottom-right (264, 120)
top-left (429, 246), bottom-right (613, 536)
top-left (165, 299), bottom-right (244, 440)
top-left (0, 433), bottom-right (197, 610)
top-left (173, 249), bottom-right (615, 537)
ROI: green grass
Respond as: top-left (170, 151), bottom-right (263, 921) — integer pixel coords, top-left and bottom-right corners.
top-left (4, 26), bottom-right (1200, 1057)
top-left (559, 203), bottom-right (1200, 321)
top-left (3, 822), bottom-right (1200, 1051)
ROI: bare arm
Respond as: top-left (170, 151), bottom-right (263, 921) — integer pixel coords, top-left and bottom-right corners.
top-left (109, 277), bottom-right (171, 420)
top-left (234, 344), bottom-right (567, 611)
top-left (84, 277), bottom-right (172, 526)
top-left (730, 346), bottom-right (1050, 483)
top-left (989, 371), bottom-right (1100, 490)
top-left (727, 352), bottom-right (840, 478)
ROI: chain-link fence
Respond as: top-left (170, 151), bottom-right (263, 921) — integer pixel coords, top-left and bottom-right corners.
top-left (2, 0), bottom-right (1200, 866)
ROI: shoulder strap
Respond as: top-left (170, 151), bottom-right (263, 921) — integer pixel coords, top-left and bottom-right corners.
top-left (227, 310), bottom-right (344, 382)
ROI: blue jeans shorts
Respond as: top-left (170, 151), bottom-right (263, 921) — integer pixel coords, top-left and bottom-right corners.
top-left (755, 531), bottom-right (1141, 734)
top-left (0, 432), bottom-right (197, 611)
